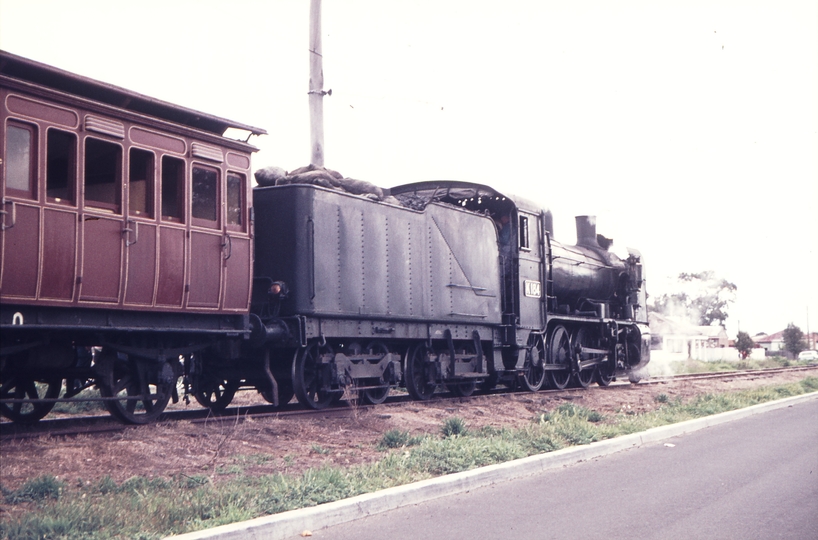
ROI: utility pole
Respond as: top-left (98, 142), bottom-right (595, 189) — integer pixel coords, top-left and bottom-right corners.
top-left (308, 0), bottom-right (327, 167)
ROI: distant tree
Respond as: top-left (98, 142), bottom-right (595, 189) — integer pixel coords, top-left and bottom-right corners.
top-left (782, 323), bottom-right (807, 358)
top-left (734, 331), bottom-right (755, 360)
top-left (650, 271), bottom-right (737, 326)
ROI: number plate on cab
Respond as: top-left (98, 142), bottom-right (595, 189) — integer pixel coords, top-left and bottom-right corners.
top-left (524, 280), bottom-right (542, 298)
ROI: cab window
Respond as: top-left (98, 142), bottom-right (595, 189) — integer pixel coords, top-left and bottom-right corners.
top-left (518, 215), bottom-right (530, 251)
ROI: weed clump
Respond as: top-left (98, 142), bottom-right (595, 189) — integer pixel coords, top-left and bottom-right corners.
top-left (441, 417), bottom-right (467, 437)
top-left (2, 475), bottom-right (63, 504)
top-left (378, 429), bottom-right (422, 449)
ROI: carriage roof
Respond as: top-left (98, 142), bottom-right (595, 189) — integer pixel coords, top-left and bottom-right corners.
top-left (0, 49), bottom-right (267, 138)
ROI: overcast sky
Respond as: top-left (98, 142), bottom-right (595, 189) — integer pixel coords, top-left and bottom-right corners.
top-left (2, 0), bottom-right (816, 339)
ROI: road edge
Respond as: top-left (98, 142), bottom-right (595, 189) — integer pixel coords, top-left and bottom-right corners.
top-left (167, 391), bottom-right (818, 540)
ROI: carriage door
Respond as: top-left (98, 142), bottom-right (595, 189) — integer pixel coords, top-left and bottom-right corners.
top-left (79, 134), bottom-right (125, 304)
top-left (187, 160), bottom-right (224, 309)
top-left (122, 147), bottom-right (158, 306)
top-left (221, 170), bottom-right (252, 311)
top-left (517, 211), bottom-right (544, 330)
top-left (1, 120), bottom-right (41, 300)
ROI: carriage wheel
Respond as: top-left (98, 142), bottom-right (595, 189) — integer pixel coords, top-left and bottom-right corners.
top-left (547, 325), bottom-right (572, 390)
top-left (292, 342), bottom-right (337, 410)
top-left (96, 350), bottom-right (175, 424)
top-left (404, 344), bottom-right (436, 400)
top-left (259, 350), bottom-right (296, 407)
top-left (194, 378), bottom-right (240, 412)
top-left (520, 336), bottom-right (546, 392)
top-left (0, 374), bottom-right (62, 423)
top-left (259, 379), bottom-right (295, 407)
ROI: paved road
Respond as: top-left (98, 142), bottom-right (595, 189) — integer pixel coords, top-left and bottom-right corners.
top-left (295, 399), bottom-right (818, 540)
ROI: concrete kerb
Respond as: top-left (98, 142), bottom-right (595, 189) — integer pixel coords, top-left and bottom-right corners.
top-left (167, 391), bottom-right (818, 540)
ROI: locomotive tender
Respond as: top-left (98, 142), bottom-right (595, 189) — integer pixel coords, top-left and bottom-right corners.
top-left (1, 51), bottom-right (649, 424)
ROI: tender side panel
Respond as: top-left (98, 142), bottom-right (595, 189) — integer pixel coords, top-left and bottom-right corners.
top-left (253, 185), bottom-right (502, 326)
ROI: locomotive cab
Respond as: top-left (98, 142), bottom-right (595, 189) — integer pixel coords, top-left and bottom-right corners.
top-left (389, 182), bottom-right (549, 377)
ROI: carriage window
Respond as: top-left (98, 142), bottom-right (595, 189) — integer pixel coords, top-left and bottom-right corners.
top-left (129, 148), bottom-right (154, 217)
top-left (84, 137), bottom-right (122, 212)
top-left (191, 165), bottom-right (218, 226)
top-left (519, 215), bottom-right (530, 250)
top-left (5, 123), bottom-right (37, 198)
top-left (161, 156), bottom-right (184, 221)
top-left (47, 129), bottom-right (77, 204)
top-left (226, 172), bottom-right (244, 228)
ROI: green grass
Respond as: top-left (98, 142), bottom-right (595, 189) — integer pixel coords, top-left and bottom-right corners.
top-left (667, 356), bottom-right (813, 374)
top-left (2, 377), bottom-right (816, 540)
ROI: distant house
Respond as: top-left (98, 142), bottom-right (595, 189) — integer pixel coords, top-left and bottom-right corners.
top-left (754, 331), bottom-right (786, 354)
top-left (755, 330), bottom-right (818, 357)
top-left (649, 312), bottom-right (731, 361)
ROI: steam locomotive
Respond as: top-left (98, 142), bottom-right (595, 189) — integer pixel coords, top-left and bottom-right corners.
top-left (0, 50), bottom-right (649, 424)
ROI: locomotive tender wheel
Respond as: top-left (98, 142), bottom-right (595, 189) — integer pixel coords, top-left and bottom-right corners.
top-left (520, 337), bottom-right (546, 392)
top-left (358, 341), bottom-right (389, 405)
top-left (361, 385), bottom-right (390, 404)
top-left (292, 342), bottom-right (337, 410)
top-left (447, 381), bottom-right (476, 397)
top-left (96, 350), bottom-right (175, 424)
top-left (194, 378), bottom-right (239, 413)
top-left (547, 325), bottom-right (572, 390)
top-left (480, 372), bottom-right (499, 392)
top-left (404, 344), bottom-right (436, 401)
top-left (0, 375), bottom-right (62, 423)
top-left (445, 343), bottom-right (479, 397)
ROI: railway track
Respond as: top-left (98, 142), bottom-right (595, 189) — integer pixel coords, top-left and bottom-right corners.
top-left (2, 364), bottom-right (816, 442)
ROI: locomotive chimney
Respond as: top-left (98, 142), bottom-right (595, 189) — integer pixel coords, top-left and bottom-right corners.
top-left (575, 215), bottom-right (599, 247)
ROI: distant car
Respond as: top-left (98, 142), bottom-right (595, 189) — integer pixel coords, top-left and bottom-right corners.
top-left (797, 350), bottom-right (818, 361)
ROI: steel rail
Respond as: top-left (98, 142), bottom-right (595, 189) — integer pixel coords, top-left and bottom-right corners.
top-left (3, 364), bottom-right (816, 441)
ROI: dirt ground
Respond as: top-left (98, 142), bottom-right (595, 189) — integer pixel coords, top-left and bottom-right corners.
top-left (0, 368), bottom-right (815, 492)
